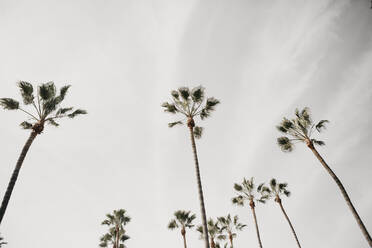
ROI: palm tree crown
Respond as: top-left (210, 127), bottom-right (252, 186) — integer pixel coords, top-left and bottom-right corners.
top-left (168, 210), bottom-right (196, 231)
top-left (263, 178), bottom-right (291, 201)
top-left (100, 209), bottom-right (131, 248)
top-left (276, 107), bottom-right (328, 151)
top-left (161, 86), bottom-right (220, 137)
top-left (218, 214), bottom-right (246, 238)
top-left (0, 81), bottom-right (86, 133)
top-left (218, 214), bottom-right (246, 248)
top-left (197, 218), bottom-right (226, 246)
top-left (232, 177), bottom-right (269, 207)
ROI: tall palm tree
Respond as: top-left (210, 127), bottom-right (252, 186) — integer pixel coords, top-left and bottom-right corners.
top-left (162, 86), bottom-right (220, 248)
top-left (232, 177), bottom-right (268, 248)
top-left (168, 210), bottom-right (196, 248)
top-left (100, 209), bottom-right (131, 248)
top-left (262, 179), bottom-right (302, 248)
top-left (197, 218), bottom-right (226, 248)
top-left (276, 107), bottom-right (371, 246)
top-left (217, 214), bottom-right (246, 248)
top-left (0, 81), bottom-right (86, 224)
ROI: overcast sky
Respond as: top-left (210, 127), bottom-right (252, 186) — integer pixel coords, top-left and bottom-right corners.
top-left (0, 0), bottom-right (371, 247)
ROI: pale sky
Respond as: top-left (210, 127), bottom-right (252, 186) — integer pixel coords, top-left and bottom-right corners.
top-left (0, 0), bottom-right (371, 247)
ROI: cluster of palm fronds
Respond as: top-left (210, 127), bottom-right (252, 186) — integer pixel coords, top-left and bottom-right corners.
top-left (166, 178), bottom-right (298, 248)
top-left (168, 210), bottom-right (246, 248)
top-left (0, 84), bottom-right (371, 247)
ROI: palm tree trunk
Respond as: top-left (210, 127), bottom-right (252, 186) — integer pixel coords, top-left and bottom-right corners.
top-left (276, 197), bottom-right (302, 248)
top-left (0, 131), bottom-right (38, 224)
top-left (309, 145), bottom-right (372, 247)
top-left (182, 232), bottom-right (187, 248)
top-left (229, 232), bottom-right (234, 248)
top-left (250, 202), bottom-right (263, 248)
top-left (188, 125), bottom-right (210, 248)
top-left (210, 237), bottom-right (216, 248)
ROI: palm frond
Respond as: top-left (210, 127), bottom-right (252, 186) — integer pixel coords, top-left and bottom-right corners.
top-left (178, 87), bottom-right (190, 101)
top-left (0, 98), bottom-right (19, 110)
top-left (18, 81), bottom-right (34, 105)
top-left (56, 107), bottom-right (73, 116)
top-left (277, 137), bottom-right (293, 152)
top-left (161, 102), bottom-right (178, 114)
top-left (20, 121), bottom-right (33, 129)
top-left (168, 220), bottom-right (178, 230)
top-left (38, 82), bottom-right (56, 100)
top-left (67, 109), bottom-right (87, 118)
top-left (312, 139), bottom-right (325, 146)
top-left (47, 119), bottom-right (59, 127)
top-left (168, 121), bottom-right (183, 128)
top-left (315, 120), bottom-right (329, 132)
top-left (193, 126), bottom-right (203, 139)
top-left (233, 183), bottom-right (243, 192)
top-left (59, 85), bottom-right (71, 100)
top-left (191, 86), bottom-right (205, 103)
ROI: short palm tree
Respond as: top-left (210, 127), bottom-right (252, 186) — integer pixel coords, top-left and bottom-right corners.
top-left (232, 177), bottom-right (268, 248)
top-left (100, 209), bottom-right (131, 248)
top-left (162, 86), bottom-right (220, 248)
top-left (0, 81), bottom-right (86, 224)
top-left (197, 218), bottom-right (225, 248)
top-left (262, 179), bottom-right (302, 248)
top-left (217, 214), bottom-right (246, 248)
top-left (276, 107), bottom-right (371, 246)
top-left (168, 210), bottom-right (196, 248)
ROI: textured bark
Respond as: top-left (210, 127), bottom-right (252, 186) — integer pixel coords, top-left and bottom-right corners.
top-left (0, 131), bottom-right (38, 224)
top-left (188, 122), bottom-right (210, 248)
top-left (276, 197), bottom-right (302, 248)
top-left (250, 201), bottom-right (263, 248)
top-left (309, 145), bottom-right (372, 247)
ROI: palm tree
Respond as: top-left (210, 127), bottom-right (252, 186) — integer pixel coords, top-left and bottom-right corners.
top-left (0, 81), bottom-right (86, 224)
top-left (197, 218), bottom-right (226, 248)
top-left (276, 107), bottom-right (371, 246)
top-left (232, 177), bottom-right (268, 248)
top-left (162, 86), bottom-right (220, 248)
top-left (217, 214), bottom-right (246, 248)
top-left (100, 209), bottom-right (131, 248)
top-left (262, 179), bottom-right (302, 248)
top-left (0, 234), bottom-right (6, 247)
top-left (168, 210), bottom-right (196, 248)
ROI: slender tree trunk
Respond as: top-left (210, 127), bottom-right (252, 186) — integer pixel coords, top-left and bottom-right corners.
top-left (187, 119), bottom-right (210, 248)
top-left (115, 225), bottom-right (119, 248)
top-left (229, 232), bottom-right (234, 248)
top-left (250, 201), bottom-right (263, 248)
top-left (276, 196), bottom-right (302, 248)
top-left (0, 131), bottom-right (38, 224)
top-left (210, 237), bottom-right (216, 248)
top-left (181, 228), bottom-right (187, 248)
top-left (308, 144), bottom-right (372, 247)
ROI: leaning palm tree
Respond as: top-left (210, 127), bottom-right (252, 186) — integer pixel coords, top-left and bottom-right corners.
top-left (197, 218), bottom-right (226, 248)
top-left (232, 177), bottom-right (268, 248)
top-left (276, 107), bottom-right (371, 246)
top-left (0, 81), bottom-right (86, 224)
top-left (168, 210), bottom-right (196, 248)
top-left (262, 179), bottom-right (302, 248)
top-left (217, 214), bottom-right (246, 248)
top-left (162, 86), bottom-right (220, 248)
top-left (100, 209), bottom-right (131, 248)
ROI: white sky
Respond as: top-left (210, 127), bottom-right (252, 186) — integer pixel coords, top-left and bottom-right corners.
top-left (0, 0), bottom-right (371, 247)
